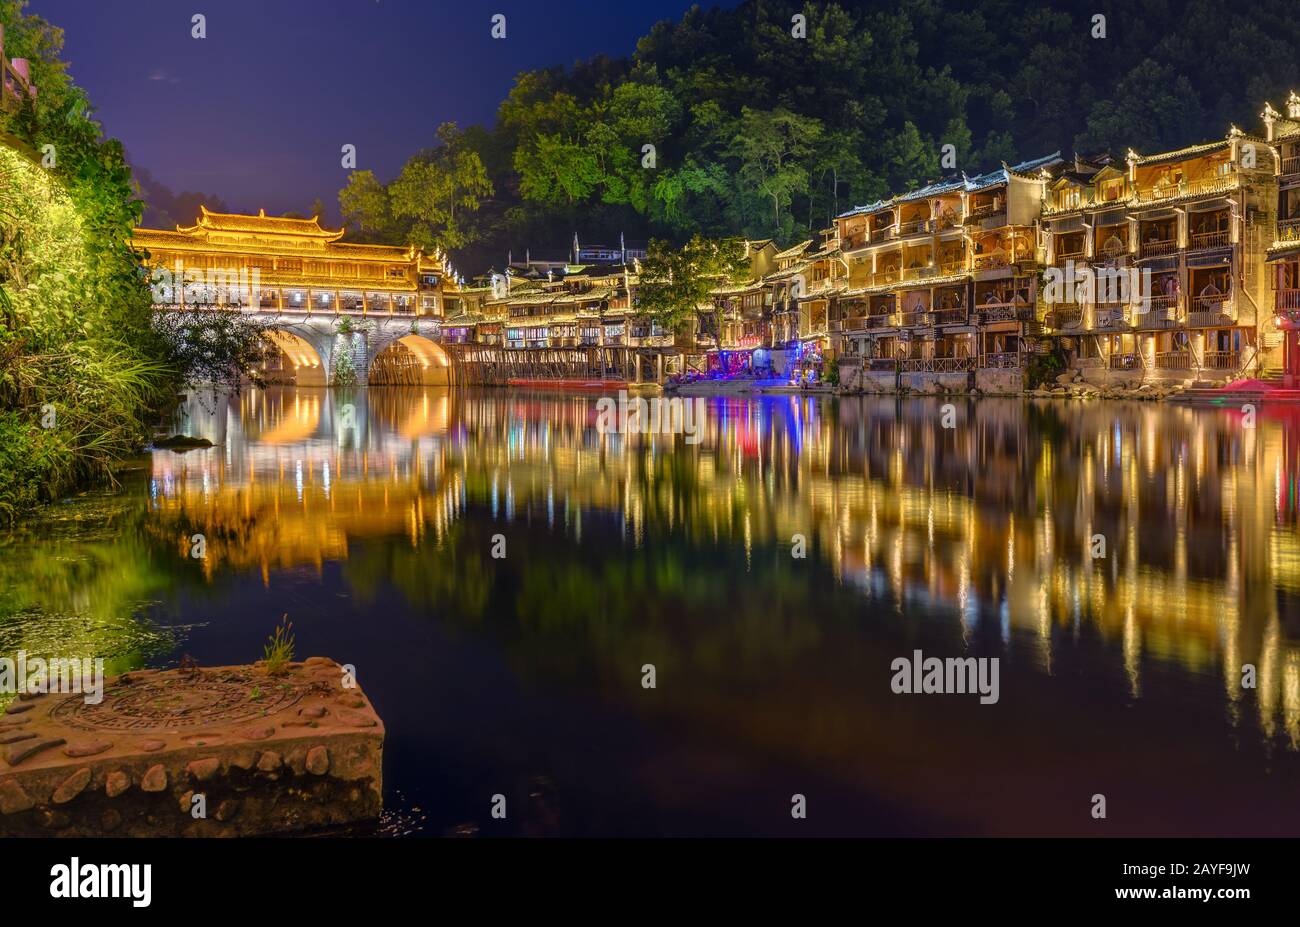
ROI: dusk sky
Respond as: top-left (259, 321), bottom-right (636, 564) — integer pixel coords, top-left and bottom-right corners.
top-left (28, 0), bottom-right (738, 225)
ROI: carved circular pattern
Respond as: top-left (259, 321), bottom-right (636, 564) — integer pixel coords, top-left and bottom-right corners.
top-left (50, 670), bottom-right (309, 732)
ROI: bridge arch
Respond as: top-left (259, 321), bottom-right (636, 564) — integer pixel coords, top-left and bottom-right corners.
top-left (368, 333), bottom-right (451, 386)
top-left (262, 329), bottom-right (327, 387)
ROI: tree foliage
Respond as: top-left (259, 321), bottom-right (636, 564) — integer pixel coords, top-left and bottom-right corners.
top-left (636, 235), bottom-right (749, 346)
top-left (341, 0), bottom-right (1300, 276)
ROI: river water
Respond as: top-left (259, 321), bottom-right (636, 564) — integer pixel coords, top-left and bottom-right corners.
top-left (4, 386), bottom-right (1300, 836)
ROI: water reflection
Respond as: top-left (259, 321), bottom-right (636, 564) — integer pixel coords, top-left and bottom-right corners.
top-left (10, 386), bottom-right (1300, 834)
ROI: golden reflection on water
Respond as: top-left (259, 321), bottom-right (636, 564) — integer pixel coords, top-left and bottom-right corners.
top-left (151, 388), bottom-right (1300, 748)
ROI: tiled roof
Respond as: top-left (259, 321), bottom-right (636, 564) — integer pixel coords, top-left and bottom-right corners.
top-left (181, 206), bottom-right (344, 240)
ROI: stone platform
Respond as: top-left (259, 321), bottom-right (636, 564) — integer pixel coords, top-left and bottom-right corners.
top-left (0, 657), bottom-right (383, 836)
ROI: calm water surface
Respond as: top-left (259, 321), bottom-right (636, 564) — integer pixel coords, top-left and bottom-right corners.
top-left (4, 386), bottom-right (1300, 836)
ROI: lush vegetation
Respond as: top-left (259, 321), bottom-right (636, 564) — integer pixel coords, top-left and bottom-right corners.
top-left (339, 0), bottom-right (1300, 275)
top-left (0, 1), bottom-right (266, 522)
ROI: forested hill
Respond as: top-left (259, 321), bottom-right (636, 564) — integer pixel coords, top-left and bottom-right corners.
top-left (340, 0), bottom-right (1300, 275)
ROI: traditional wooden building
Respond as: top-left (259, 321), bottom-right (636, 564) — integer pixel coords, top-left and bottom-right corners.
top-left (835, 153), bottom-right (1060, 392)
top-left (1042, 129), bottom-right (1278, 382)
top-left (132, 206), bottom-right (456, 317)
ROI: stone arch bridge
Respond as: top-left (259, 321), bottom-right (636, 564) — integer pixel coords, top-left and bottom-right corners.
top-left (251, 311), bottom-right (660, 387)
top-left (255, 313), bottom-right (453, 387)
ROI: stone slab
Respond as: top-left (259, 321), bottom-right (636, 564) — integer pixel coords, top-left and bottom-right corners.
top-left (0, 657), bottom-right (383, 836)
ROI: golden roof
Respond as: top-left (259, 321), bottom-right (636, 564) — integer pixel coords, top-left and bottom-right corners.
top-left (179, 206), bottom-right (346, 241)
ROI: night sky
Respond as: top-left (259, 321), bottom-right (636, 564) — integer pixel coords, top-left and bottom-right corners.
top-left (28, 0), bottom-right (738, 225)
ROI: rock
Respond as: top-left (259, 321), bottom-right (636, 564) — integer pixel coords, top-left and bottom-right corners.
top-left (101, 809), bottom-right (122, 831)
top-left (256, 751), bottom-right (282, 773)
top-left (215, 799), bottom-right (240, 822)
top-left (52, 767), bottom-right (92, 804)
top-left (4, 702), bottom-right (34, 715)
top-left (1055, 372), bottom-right (1074, 386)
top-left (63, 740), bottom-right (113, 758)
top-left (186, 757), bottom-right (221, 782)
top-left (179, 790), bottom-right (194, 814)
top-left (238, 725), bottom-right (276, 742)
top-left (336, 709), bottom-right (377, 728)
top-left (304, 657), bottom-right (336, 667)
top-left (0, 732), bottom-right (36, 745)
top-left (105, 770), bottom-right (131, 798)
top-left (137, 740), bottom-right (167, 753)
top-left (140, 764), bottom-right (168, 792)
top-left (299, 705), bottom-right (328, 719)
top-left (5, 737), bottom-right (65, 766)
top-left (0, 778), bottom-right (35, 814)
top-left (305, 746), bottom-right (330, 776)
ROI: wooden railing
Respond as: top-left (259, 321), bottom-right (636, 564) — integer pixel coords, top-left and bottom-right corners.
top-left (1133, 306), bottom-right (1175, 328)
top-left (1155, 351), bottom-right (1190, 369)
top-left (1202, 350), bottom-right (1240, 370)
top-left (981, 352), bottom-right (1020, 369)
top-left (898, 218), bottom-right (930, 236)
top-left (868, 357), bottom-right (898, 371)
top-left (897, 311), bottom-right (929, 326)
top-left (930, 309), bottom-right (968, 326)
top-left (1189, 229), bottom-right (1230, 250)
top-left (1046, 306), bottom-right (1083, 329)
top-left (1276, 289), bottom-right (1300, 311)
top-left (973, 251), bottom-right (1013, 271)
top-left (979, 304), bottom-right (1034, 323)
top-left (899, 355), bottom-right (974, 372)
top-left (1133, 175), bottom-right (1237, 205)
top-left (1109, 353), bottom-right (1141, 370)
top-left (1187, 307), bottom-right (1235, 327)
top-left (1139, 239), bottom-right (1178, 259)
top-left (1282, 156), bottom-right (1300, 177)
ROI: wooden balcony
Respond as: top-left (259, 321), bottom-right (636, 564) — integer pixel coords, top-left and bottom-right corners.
top-left (1282, 155), bottom-right (1300, 178)
top-left (863, 313), bottom-right (896, 329)
top-left (897, 218), bottom-right (930, 236)
top-left (1093, 307), bottom-right (1131, 331)
top-left (1276, 289), bottom-right (1300, 311)
top-left (1108, 353), bottom-right (1141, 370)
top-left (973, 251), bottom-right (1011, 271)
top-left (1133, 175), bottom-right (1237, 205)
top-left (1139, 239), bottom-right (1178, 259)
top-left (1045, 306), bottom-right (1083, 330)
top-left (1187, 294), bottom-right (1232, 327)
top-left (1202, 350), bottom-right (1240, 370)
top-left (1189, 229), bottom-right (1230, 251)
top-left (978, 303), bottom-right (1035, 323)
top-left (930, 308), bottom-right (969, 326)
top-left (1154, 351), bottom-right (1191, 369)
top-left (897, 311), bottom-right (929, 327)
top-left (981, 352), bottom-right (1020, 369)
top-left (966, 202), bottom-right (1004, 222)
top-left (1132, 306), bottom-right (1176, 329)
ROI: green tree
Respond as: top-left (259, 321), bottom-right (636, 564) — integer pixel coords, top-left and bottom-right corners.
top-left (636, 235), bottom-right (748, 349)
top-left (338, 169), bottom-right (398, 242)
top-left (389, 122), bottom-right (494, 251)
top-left (726, 108), bottom-right (824, 239)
